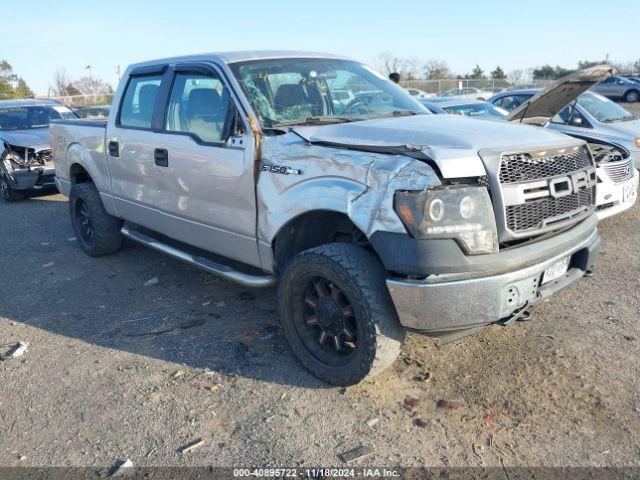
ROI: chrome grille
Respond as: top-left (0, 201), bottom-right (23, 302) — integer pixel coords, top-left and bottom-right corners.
top-left (498, 145), bottom-right (595, 237)
top-left (506, 190), bottom-right (592, 232)
top-left (602, 158), bottom-right (635, 184)
top-left (499, 146), bottom-right (592, 184)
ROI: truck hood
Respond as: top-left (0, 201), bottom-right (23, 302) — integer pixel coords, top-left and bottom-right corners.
top-left (293, 114), bottom-right (580, 178)
top-left (0, 128), bottom-right (50, 151)
top-left (508, 65), bottom-right (617, 126)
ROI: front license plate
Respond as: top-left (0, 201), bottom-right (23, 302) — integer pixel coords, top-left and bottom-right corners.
top-left (542, 257), bottom-right (570, 285)
top-left (622, 181), bottom-right (637, 203)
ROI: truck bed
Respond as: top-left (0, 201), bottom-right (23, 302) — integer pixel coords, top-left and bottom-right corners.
top-left (50, 118), bottom-right (108, 197)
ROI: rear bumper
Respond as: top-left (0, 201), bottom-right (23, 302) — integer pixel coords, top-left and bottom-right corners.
top-left (386, 221), bottom-right (600, 333)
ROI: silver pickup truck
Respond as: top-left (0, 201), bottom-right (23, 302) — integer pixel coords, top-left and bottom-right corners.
top-left (51, 51), bottom-right (600, 386)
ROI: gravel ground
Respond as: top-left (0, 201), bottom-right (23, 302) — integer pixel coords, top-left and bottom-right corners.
top-left (1, 107), bottom-right (640, 469)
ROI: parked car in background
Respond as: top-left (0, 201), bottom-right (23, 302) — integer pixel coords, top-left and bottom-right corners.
top-left (489, 67), bottom-right (639, 219)
top-left (623, 75), bottom-right (640, 84)
top-left (591, 75), bottom-right (640, 103)
top-left (0, 99), bottom-right (78, 201)
top-left (422, 98), bottom-right (508, 121)
top-left (407, 88), bottom-right (435, 101)
top-left (52, 51), bottom-right (601, 385)
top-left (489, 87), bottom-right (640, 167)
top-left (437, 86), bottom-right (494, 101)
top-left (73, 104), bottom-right (111, 119)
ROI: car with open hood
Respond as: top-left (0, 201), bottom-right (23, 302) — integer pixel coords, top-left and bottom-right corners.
top-left (422, 97), bottom-right (509, 121)
top-left (51, 51), bottom-right (601, 385)
top-left (0, 99), bottom-right (78, 201)
top-left (489, 66), bottom-right (639, 219)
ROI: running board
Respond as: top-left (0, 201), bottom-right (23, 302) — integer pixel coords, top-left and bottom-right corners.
top-left (120, 225), bottom-right (276, 288)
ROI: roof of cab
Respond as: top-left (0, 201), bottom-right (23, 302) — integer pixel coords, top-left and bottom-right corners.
top-left (127, 50), bottom-right (352, 71)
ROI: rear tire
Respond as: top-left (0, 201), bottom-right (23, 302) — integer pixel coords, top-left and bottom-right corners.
top-left (278, 243), bottom-right (405, 386)
top-left (69, 182), bottom-right (123, 256)
top-left (624, 89), bottom-right (640, 103)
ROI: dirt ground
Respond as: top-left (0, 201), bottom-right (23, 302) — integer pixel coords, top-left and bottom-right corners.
top-left (1, 106), bottom-right (640, 469)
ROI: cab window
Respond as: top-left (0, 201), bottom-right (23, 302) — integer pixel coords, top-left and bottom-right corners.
top-left (119, 75), bottom-right (163, 129)
top-left (165, 72), bottom-right (231, 144)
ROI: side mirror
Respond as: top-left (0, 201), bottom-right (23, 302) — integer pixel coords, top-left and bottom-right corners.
top-left (221, 101), bottom-right (241, 142)
top-left (570, 116), bottom-right (583, 127)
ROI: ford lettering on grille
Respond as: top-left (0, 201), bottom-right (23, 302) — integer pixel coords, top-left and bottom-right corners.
top-left (498, 146), bottom-right (596, 237)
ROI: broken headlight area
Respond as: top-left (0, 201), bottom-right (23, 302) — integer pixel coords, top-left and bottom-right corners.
top-left (1, 142), bottom-right (55, 190)
top-left (587, 142), bottom-right (629, 165)
top-left (394, 185), bottom-right (499, 254)
top-left (1, 142), bottom-right (52, 170)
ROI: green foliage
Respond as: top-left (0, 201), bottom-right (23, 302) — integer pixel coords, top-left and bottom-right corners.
top-left (532, 64), bottom-right (575, 80)
top-left (472, 64), bottom-right (485, 80)
top-left (0, 59), bottom-right (35, 99)
top-left (491, 66), bottom-right (506, 80)
top-left (15, 78), bottom-right (34, 98)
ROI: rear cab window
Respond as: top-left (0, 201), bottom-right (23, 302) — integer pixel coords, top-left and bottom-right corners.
top-left (118, 75), bottom-right (163, 129)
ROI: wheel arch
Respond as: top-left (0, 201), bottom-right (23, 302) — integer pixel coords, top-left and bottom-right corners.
top-left (271, 209), bottom-right (371, 274)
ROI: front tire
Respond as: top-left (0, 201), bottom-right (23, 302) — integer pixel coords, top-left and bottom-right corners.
top-left (0, 177), bottom-right (23, 202)
top-left (69, 182), bottom-right (123, 256)
top-left (278, 243), bottom-right (405, 386)
top-left (624, 89), bottom-right (640, 103)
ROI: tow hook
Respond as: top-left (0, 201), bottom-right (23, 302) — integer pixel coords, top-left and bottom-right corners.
top-left (497, 306), bottom-right (532, 327)
top-left (516, 310), bottom-right (533, 322)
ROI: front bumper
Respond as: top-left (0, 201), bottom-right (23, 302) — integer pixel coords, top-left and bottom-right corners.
top-left (11, 165), bottom-right (56, 191)
top-left (386, 217), bottom-right (600, 333)
top-left (595, 168), bottom-right (638, 220)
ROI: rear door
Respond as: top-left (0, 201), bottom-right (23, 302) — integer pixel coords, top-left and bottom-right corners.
top-left (146, 63), bottom-right (260, 266)
top-left (107, 65), bottom-right (166, 223)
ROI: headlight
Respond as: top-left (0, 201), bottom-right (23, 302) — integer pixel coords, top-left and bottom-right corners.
top-left (394, 186), bottom-right (498, 254)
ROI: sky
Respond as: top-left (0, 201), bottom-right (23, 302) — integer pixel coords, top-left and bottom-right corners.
top-left (3, 0), bottom-right (639, 95)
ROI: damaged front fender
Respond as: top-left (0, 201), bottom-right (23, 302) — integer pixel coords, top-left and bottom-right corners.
top-left (256, 133), bottom-right (441, 270)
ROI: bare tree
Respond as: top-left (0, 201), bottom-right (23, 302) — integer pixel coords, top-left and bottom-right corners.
top-left (508, 69), bottom-right (525, 85)
top-left (423, 59), bottom-right (451, 80)
top-left (376, 52), bottom-right (419, 81)
top-left (72, 76), bottom-right (113, 95)
top-left (52, 69), bottom-right (71, 95)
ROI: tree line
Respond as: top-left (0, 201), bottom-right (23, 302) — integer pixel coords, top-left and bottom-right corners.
top-left (0, 60), bottom-right (34, 99)
top-left (376, 52), bottom-right (640, 82)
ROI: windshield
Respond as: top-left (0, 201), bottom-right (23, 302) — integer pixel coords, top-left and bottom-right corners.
top-left (443, 103), bottom-right (508, 120)
top-left (0, 105), bottom-right (78, 130)
top-left (578, 92), bottom-right (634, 122)
top-left (229, 58), bottom-right (427, 128)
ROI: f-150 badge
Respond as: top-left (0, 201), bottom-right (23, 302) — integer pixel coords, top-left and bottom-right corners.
top-left (260, 163), bottom-right (301, 175)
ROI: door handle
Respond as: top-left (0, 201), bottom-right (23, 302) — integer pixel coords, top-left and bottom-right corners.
top-left (108, 140), bottom-right (119, 157)
top-left (154, 148), bottom-right (168, 167)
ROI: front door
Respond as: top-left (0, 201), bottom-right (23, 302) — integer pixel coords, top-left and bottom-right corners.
top-left (148, 64), bottom-right (259, 266)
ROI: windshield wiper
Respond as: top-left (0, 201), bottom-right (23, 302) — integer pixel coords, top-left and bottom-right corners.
top-left (273, 116), bottom-right (353, 127)
top-left (374, 110), bottom-right (422, 119)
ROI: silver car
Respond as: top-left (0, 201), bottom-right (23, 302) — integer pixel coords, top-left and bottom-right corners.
top-left (591, 75), bottom-right (640, 103)
top-left (489, 88), bottom-right (640, 167)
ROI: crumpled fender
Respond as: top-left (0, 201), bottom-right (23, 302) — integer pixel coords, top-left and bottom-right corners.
top-left (256, 134), bottom-right (441, 266)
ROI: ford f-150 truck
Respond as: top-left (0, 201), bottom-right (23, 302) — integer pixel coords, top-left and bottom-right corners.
top-left (51, 51), bottom-right (600, 386)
